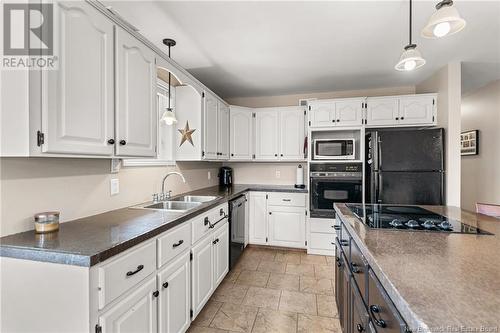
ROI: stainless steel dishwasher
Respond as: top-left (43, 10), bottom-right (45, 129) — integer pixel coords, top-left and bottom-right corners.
top-left (229, 195), bottom-right (246, 269)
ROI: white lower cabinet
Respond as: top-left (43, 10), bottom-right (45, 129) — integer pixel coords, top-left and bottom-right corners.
top-left (249, 192), bottom-right (269, 245)
top-left (213, 223), bottom-right (230, 287)
top-left (157, 252), bottom-right (191, 333)
top-left (248, 192), bottom-right (307, 249)
top-left (191, 232), bottom-right (215, 317)
top-left (99, 276), bottom-right (158, 333)
top-left (268, 206), bottom-right (306, 248)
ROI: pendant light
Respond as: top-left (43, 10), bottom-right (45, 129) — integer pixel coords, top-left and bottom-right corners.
top-left (395, 0), bottom-right (426, 71)
top-left (422, 0), bottom-right (466, 39)
top-left (160, 38), bottom-right (177, 125)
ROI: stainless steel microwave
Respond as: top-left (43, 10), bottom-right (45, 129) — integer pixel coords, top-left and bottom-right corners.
top-left (313, 139), bottom-right (355, 160)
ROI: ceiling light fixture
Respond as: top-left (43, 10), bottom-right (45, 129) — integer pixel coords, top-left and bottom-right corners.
top-left (395, 0), bottom-right (426, 72)
top-left (160, 38), bottom-right (177, 126)
top-left (422, 0), bottom-right (466, 38)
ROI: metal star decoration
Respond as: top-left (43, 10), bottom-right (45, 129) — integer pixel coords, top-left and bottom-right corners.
top-left (178, 121), bottom-right (196, 147)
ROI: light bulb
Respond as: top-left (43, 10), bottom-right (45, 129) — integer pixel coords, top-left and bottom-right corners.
top-left (160, 108), bottom-right (177, 125)
top-left (433, 21), bottom-right (451, 37)
top-left (404, 60), bottom-right (417, 71)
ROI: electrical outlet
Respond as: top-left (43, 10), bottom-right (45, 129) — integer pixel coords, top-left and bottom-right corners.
top-left (208, 171), bottom-right (211, 180)
top-left (275, 170), bottom-right (281, 178)
top-left (110, 178), bottom-right (119, 196)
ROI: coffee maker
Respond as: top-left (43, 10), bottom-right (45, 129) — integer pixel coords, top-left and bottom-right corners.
top-left (218, 167), bottom-right (233, 187)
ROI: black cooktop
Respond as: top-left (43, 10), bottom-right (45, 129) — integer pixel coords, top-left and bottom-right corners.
top-left (346, 204), bottom-right (492, 235)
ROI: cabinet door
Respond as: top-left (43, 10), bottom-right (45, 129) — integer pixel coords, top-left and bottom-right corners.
top-left (268, 206), bottom-right (305, 248)
top-left (115, 27), bottom-right (157, 157)
top-left (366, 98), bottom-right (399, 126)
top-left (157, 252), bottom-right (190, 333)
top-left (341, 253), bottom-right (351, 333)
top-left (310, 101), bottom-right (335, 127)
top-left (255, 110), bottom-right (279, 160)
top-left (213, 222), bottom-right (229, 287)
top-left (230, 107), bottom-right (253, 160)
top-left (99, 276), bottom-right (157, 333)
top-left (204, 93), bottom-right (218, 159)
top-left (218, 103), bottom-right (230, 159)
top-left (280, 108), bottom-right (305, 160)
top-left (191, 235), bottom-right (214, 317)
top-left (42, 2), bottom-right (114, 155)
top-left (336, 99), bottom-right (364, 126)
top-left (249, 192), bottom-right (268, 245)
top-left (399, 96), bottom-right (435, 125)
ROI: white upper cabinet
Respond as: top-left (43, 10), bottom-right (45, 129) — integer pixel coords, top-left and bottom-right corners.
top-left (42, 2), bottom-right (114, 155)
top-left (399, 95), bottom-right (436, 125)
top-left (255, 109), bottom-right (280, 160)
top-left (365, 97), bottom-right (400, 126)
top-left (115, 27), bottom-right (157, 157)
top-left (217, 103), bottom-right (230, 159)
top-left (280, 108), bottom-right (305, 160)
top-left (310, 101), bottom-right (336, 126)
top-left (335, 99), bottom-right (364, 126)
top-left (366, 94), bottom-right (436, 127)
top-left (203, 93), bottom-right (219, 160)
top-left (309, 99), bottom-right (363, 127)
top-left (230, 106), bottom-right (253, 160)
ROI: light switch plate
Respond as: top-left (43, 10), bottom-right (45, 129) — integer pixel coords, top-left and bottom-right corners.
top-left (275, 170), bottom-right (281, 178)
top-left (110, 159), bottom-right (122, 173)
top-left (208, 171), bottom-right (211, 180)
top-left (110, 178), bottom-right (119, 196)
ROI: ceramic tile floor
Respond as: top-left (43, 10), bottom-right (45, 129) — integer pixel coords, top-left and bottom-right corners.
top-left (188, 246), bottom-right (340, 333)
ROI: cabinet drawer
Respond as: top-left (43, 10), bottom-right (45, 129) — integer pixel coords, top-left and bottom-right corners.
top-left (157, 222), bottom-right (191, 268)
top-left (268, 192), bottom-right (305, 207)
top-left (98, 241), bottom-right (156, 309)
top-left (310, 218), bottom-right (336, 234)
top-left (350, 238), bottom-right (368, 303)
top-left (192, 204), bottom-right (228, 244)
top-left (368, 269), bottom-right (408, 333)
top-left (309, 232), bottom-right (335, 251)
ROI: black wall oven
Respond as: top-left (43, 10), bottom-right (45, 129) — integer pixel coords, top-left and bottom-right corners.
top-left (310, 163), bottom-right (363, 218)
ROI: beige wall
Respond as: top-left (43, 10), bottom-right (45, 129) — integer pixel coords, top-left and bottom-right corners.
top-left (0, 158), bottom-right (221, 237)
top-left (226, 86), bottom-right (415, 108)
top-left (416, 63), bottom-right (462, 207)
top-left (225, 162), bottom-right (307, 186)
top-left (460, 80), bottom-right (500, 211)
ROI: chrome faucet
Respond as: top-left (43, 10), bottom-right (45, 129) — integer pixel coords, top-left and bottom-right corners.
top-left (154, 172), bottom-right (186, 202)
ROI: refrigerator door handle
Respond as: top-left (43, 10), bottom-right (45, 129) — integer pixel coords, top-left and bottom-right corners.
top-left (377, 173), bottom-right (383, 203)
top-left (377, 134), bottom-right (382, 170)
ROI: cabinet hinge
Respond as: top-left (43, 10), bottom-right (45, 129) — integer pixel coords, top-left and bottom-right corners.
top-left (266, 194), bottom-right (268, 199)
top-left (432, 116), bottom-right (435, 122)
top-left (190, 252), bottom-right (193, 261)
top-left (202, 92), bottom-right (205, 98)
top-left (95, 324), bottom-right (102, 333)
top-left (308, 105), bottom-right (311, 111)
top-left (305, 241), bottom-right (308, 246)
top-left (252, 113), bottom-right (256, 118)
top-left (190, 309), bottom-right (193, 318)
top-left (433, 99), bottom-right (435, 105)
top-left (252, 154), bottom-right (255, 159)
top-left (304, 110), bottom-right (306, 115)
top-left (308, 121), bottom-right (311, 126)
top-left (265, 237), bottom-right (268, 243)
top-left (37, 131), bottom-right (44, 146)
top-left (305, 210), bottom-right (308, 216)
top-left (202, 151), bottom-right (205, 157)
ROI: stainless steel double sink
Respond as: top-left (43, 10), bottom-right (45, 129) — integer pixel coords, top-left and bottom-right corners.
top-left (132, 195), bottom-right (219, 213)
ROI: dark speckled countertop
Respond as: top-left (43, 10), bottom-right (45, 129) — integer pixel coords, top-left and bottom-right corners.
top-left (335, 203), bottom-right (500, 332)
top-left (0, 184), bottom-right (307, 267)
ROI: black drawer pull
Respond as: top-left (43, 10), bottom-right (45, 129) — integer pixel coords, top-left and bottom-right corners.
top-left (126, 264), bottom-right (144, 277)
top-left (357, 323), bottom-right (364, 332)
top-left (152, 290), bottom-right (159, 297)
top-left (119, 139), bottom-right (126, 145)
top-left (333, 225), bottom-right (341, 230)
top-left (282, 199), bottom-right (291, 202)
top-left (351, 263), bottom-right (361, 273)
top-left (107, 139), bottom-right (115, 145)
top-left (336, 261), bottom-right (342, 267)
top-left (212, 238), bottom-right (219, 245)
top-left (369, 305), bottom-right (387, 328)
top-left (340, 240), bottom-right (349, 246)
top-left (162, 282), bottom-right (169, 289)
top-left (172, 240), bottom-right (184, 248)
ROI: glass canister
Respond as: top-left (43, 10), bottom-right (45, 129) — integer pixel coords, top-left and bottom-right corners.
top-left (34, 211), bottom-right (60, 233)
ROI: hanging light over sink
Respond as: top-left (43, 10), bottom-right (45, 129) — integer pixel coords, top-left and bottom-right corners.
top-left (395, 0), bottom-right (426, 71)
top-left (160, 38), bottom-right (178, 125)
top-left (421, 0), bottom-right (466, 38)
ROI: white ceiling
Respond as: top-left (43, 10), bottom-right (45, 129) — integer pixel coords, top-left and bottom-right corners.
top-left (103, 1), bottom-right (500, 98)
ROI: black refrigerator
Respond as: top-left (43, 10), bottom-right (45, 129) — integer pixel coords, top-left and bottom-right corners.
top-left (365, 128), bottom-right (445, 205)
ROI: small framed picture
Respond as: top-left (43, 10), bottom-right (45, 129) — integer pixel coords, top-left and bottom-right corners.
top-left (461, 130), bottom-right (479, 156)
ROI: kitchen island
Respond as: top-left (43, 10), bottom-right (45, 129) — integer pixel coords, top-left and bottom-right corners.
top-left (334, 203), bottom-right (500, 333)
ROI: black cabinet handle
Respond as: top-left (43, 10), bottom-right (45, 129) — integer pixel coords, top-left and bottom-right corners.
top-left (162, 282), bottom-right (169, 289)
top-left (172, 240), bottom-right (184, 248)
top-left (332, 120), bottom-right (335, 123)
top-left (401, 116), bottom-right (405, 120)
top-left (212, 238), bottom-right (219, 245)
top-left (107, 139), bottom-right (115, 145)
top-left (337, 119), bottom-right (340, 122)
top-left (126, 264), bottom-right (144, 277)
top-left (119, 140), bottom-right (126, 145)
top-left (369, 305), bottom-right (387, 328)
top-left (333, 225), bottom-right (341, 230)
top-left (282, 199), bottom-right (291, 202)
top-left (395, 117), bottom-right (399, 121)
top-left (351, 263), bottom-right (361, 273)
top-left (153, 290), bottom-right (159, 298)
top-left (269, 212), bottom-right (272, 215)
top-left (336, 261), bottom-right (342, 267)
top-left (357, 324), bottom-right (364, 332)
top-left (231, 153), bottom-right (234, 156)
top-left (340, 240), bottom-right (349, 246)
top-left (274, 154), bottom-right (278, 157)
